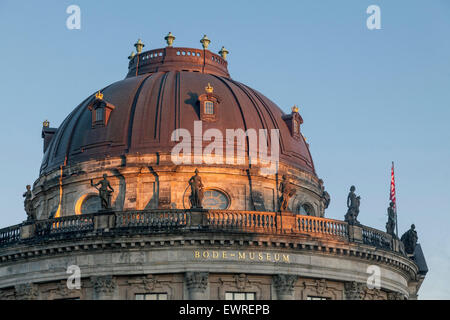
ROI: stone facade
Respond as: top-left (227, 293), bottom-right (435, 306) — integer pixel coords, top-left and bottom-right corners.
top-left (0, 223), bottom-right (422, 300)
top-left (31, 155), bottom-right (325, 220)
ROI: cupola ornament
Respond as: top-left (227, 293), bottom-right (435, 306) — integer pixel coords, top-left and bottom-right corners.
top-left (200, 35), bottom-right (211, 50)
top-left (205, 83), bottom-right (214, 94)
top-left (134, 39), bottom-right (145, 54)
top-left (292, 105), bottom-right (299, 113)
top-left (164, 32), bottom-right (176, 47)
top-left (218, 46), bottom-right (229, 60)
top-left (43, 120), bottom-right (50, 128)
top-left (95, 91), bottom-right (104, 100)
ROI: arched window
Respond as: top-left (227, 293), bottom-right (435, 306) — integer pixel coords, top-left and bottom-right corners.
top-left (204, 101), bottom-right (214, 115)
top-left (81, 195), bottom-right (101, 214)
top-left (95, 107), bottom-right (104, 123)
top-left (298, 203), bottom-right (315, 216)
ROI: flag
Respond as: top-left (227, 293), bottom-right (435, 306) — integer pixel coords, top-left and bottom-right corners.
top-left (390, 161), bottom-right (396, 212)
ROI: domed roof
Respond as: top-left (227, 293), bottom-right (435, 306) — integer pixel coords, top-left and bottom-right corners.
top-left (40, 45), bottom-right (315, 175)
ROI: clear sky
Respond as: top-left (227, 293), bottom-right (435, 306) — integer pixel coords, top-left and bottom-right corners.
top-left (0, 0), bottom-right (449, 299)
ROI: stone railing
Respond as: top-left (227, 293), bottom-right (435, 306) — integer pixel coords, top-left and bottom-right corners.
top-left (296, 215), bottom-right (348, 238)
top-left (115, 210), bottom-right (188, 228)
top-left (206, 210), bottom-right (277, 232)
top-left (34, 213), bottom-right (95, 237)
top-left (0, 223), bottom-right (21, 245)
top-left (361, 225), bottom-right (392, 250)
top-left (0, 210), bottom-right (399, 253)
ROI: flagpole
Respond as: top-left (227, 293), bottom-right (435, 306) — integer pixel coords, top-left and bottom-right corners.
top-left (393, 161), bottom-right (399, 238)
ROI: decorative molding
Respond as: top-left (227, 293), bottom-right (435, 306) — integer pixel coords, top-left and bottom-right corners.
top-left (273, 274), bottom-right (298, 298)
top-left (234, 273), bottom-right (250, 290)
top-left (14, 283), bottom-right (39, 300)
top-left (127, 275), bottom-right (159, 292)
top-left (185, 272), bottom-right (208, 292)
top-left (0, 234), bottom-right (418, 283)
top-left (387, 291), bottom-right (405, 300)
top-left (91, 276), bottom-right (116, 295)
top-left (42, 280), bottom-right (81, 300)
top-left (344, 281), bottom-right (366, 300)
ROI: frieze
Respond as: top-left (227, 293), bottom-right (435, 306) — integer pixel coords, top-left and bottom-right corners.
top-left (193, 250), bottom-right (290, 263)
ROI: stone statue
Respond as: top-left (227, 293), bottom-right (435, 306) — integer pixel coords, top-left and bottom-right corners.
top-left (345, 185), bottom-right (360, 225)
top-left (318, 179), bottom-right (331, 209)
top-left (189, 169), bottom-right (204, 209)
top-left (386, 202), bottom-right (396, 236)
top-left (400, 224), bottom-right (418, 255)
top-left (90, 174), bottom-right (114, 210)
top-left (23, 185), bottom-right (35, 221)
top-left (278, 175), bottom-right (296, 211)
top-left (322, 191), bottom-right (331, 209)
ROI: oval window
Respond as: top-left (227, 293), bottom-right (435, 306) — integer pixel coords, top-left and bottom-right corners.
top-left (81, 195), bottom-right (101, 214)
top-left (202, 189), bottom-right (230, 210)
top-left (298, 203), bottom-right (314, 216)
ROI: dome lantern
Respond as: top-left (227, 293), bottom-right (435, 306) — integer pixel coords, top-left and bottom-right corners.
top-left (200, 35), bottom-right (211, 50)
top-left (164, 32), bottom-right (176, 47)
top-left (134, 39), bottom-right (145, 54)
top-left (218, 46), bottom-right (229, 60)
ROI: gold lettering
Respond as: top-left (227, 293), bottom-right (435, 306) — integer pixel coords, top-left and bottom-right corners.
top-left (203, 251), bottom-right (210, 258)
top-left (249, 252), bottom-right (255, 260)
top-left (222, 251), bottom-right (227, 259)
top-left (266, 253), bottom-right (271, 261)
top-left (258, 253), bottom-right (263, 261)
top-left (238, 252), bottom-right (246, 260)
top-left (212, 251), bottom-right (219, 259)
top-left (282, 254), bottom-right (290, 262)
top-left (274, 253), bottom-right (280, 261)
top-left (194, 251), bottom-right (200, 259)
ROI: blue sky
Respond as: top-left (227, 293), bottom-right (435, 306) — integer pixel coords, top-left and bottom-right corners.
top-left (0, 0), bottom-right (449, 299)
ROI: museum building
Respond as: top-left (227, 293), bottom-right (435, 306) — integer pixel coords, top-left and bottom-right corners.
top-left (0, 34), bottom-right (427, 300)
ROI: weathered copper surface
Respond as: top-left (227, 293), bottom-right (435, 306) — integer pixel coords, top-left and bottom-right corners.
top-left (40, 47), bottom-right (315, 175)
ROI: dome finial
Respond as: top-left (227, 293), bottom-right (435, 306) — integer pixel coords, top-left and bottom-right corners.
top-left (292, 105), bottom-right (299, 113)
top-left (200, 35), bottom-right (211, 50)
top-left (218, 46), bottom-right (229, 60)
top-left (134, 39), bottom-right (145, 54)
top-left (128, 51), bottom-right (135, 60)
top-left (43, 120), bottom-right (50, 128)
top-left (205, 83), bottom-right (214, 94)
top-left (95, 91), bottom-right (104, 100)
top-left (165, 32), bottom-right (175, 47)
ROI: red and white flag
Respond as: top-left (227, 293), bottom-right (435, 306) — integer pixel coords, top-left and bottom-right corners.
top-left (390, 162), bottom-right (396, 212)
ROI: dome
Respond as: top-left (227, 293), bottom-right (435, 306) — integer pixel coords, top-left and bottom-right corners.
top-left (40, 46), bottom-right (315, 176)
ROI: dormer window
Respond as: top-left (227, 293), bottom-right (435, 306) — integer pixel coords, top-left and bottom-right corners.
top-left (198, 83), bottom-right (221, 122)
top-left (282, 105), bottom-right (303, 140)
top-left (88, 91), bottom-right (116, 128)
top-left (95, 107), bottom-right (104, 123)
top-left (204, 101), bottom-right (214, 115)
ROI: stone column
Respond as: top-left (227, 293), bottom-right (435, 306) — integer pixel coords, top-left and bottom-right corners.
top-left (185, 272), bottom-right (208, 300)
top-left (273, 274), bottom-right (298, 300)
top-left (344, 281), bottom-right (366, 300)
top-left (91, 275), bottom-right (117, 300)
